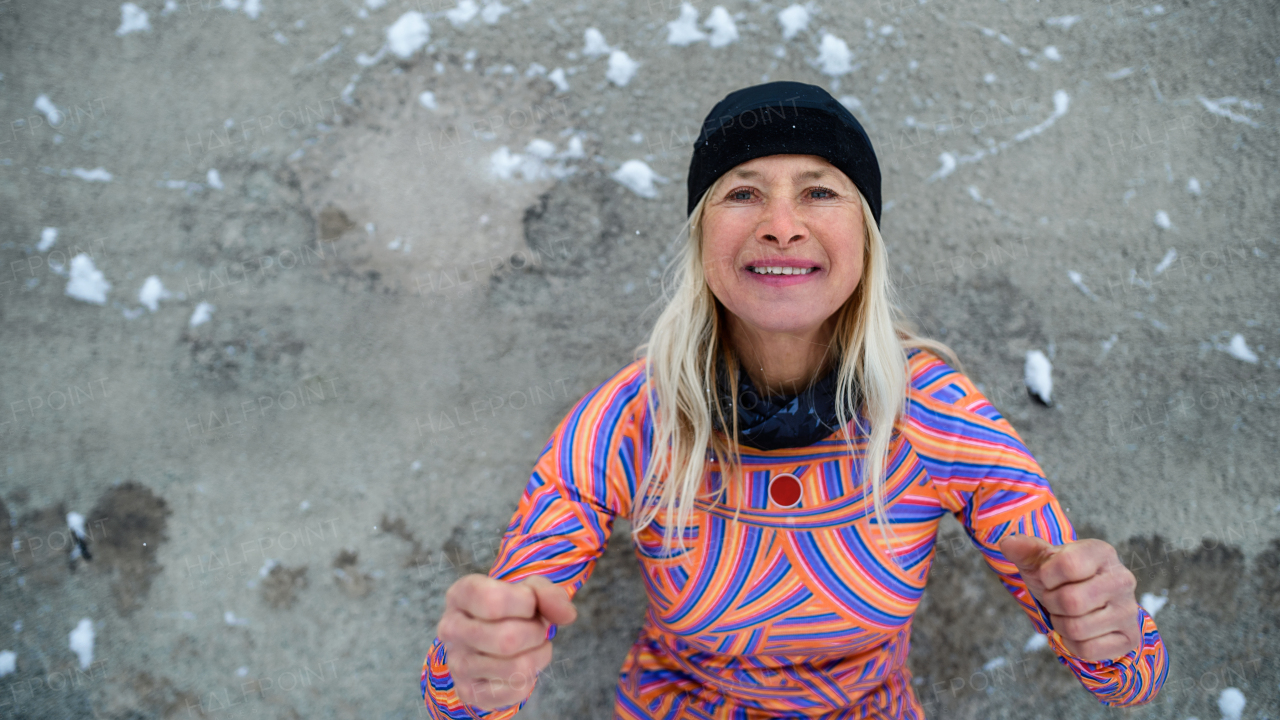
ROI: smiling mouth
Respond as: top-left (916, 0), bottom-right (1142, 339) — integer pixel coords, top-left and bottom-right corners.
top-left (747, 265), bottom-right (818, 276)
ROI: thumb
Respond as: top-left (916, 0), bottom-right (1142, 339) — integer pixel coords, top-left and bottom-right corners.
top-left (999, 534), bottom-right (1058, 575)
top-left (522, 576), bottom-right (578, 627)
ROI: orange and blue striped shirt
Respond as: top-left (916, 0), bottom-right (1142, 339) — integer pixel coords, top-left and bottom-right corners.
top-left (422, 349), bottom-right (1168, 718)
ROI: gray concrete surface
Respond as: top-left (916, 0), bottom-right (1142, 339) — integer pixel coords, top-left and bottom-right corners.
top-left (0, 0), bottom-right (1277, 718)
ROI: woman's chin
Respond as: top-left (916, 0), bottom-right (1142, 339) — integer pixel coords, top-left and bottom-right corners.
top-left (732, 311), bottom-right (830, 337)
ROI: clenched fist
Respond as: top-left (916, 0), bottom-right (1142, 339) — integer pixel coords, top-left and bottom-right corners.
top-left (436, 574), bottom-right (578, 710)
top-left (999, 535), bottom-right (1141, 662)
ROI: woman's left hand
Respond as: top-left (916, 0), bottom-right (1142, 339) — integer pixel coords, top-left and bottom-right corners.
top-left (999, 534), bottom-right (1142, 662)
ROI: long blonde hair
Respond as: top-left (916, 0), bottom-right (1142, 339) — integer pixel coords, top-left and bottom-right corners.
top-left (634, 175), bottom-right (958, 558)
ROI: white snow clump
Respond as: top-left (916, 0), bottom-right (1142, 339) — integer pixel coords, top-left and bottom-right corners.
top-left (67, 512), bottom-right (87, 540)
top-left (138, 276), bottom-right (172, 312)
top-left (69, 619), bottom-right (94, 670)
top-left (116, 3), bottom-right (151, 35)
top-left (189, 301), bottom-right (216, 328)
top-left (606, 50), bottom-right (639, 86)
top-left (35, 95), bottom-right (63, 127)
top-left (480, 1), bottom-right (509, 23)
top-left (1024, 350), bottom-right (1053, 405)
top-left (1218, 688), bottom-right (1245, 720)
top-left (705, 7), bottom-right (739, 48)
top-left (778, 5), bottom-right (810, 40)
top-left (927, 152), bottom-right (957, 182)
top-left (1224, 334), bottom-right (1258, 364)
top-left (667, 3), bottom-right (707, 46)
top-left (38, 227), bottom-right (58, 252)
top-left (815, 33), bottom-right (853, 75)
top-left (583, 28), bottom-right (611, 57)
top-left (386, 12), bottom-right (429, 59)
top-left (72, 167), bottom-right (113, 182)
top-left (547, 68), bottom-right (570, 93)
top-left (1139, 592), bottom-right (1168, 616)
top-left (65, 254), bottom-right (111, 305)
top-left (445, 0), bottom-right (478, 26)
top-left (611, 160), bottom-right (667, 199)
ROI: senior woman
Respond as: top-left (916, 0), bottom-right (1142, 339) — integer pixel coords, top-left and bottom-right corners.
top-left (421, 82), bottom-right (1168, 719)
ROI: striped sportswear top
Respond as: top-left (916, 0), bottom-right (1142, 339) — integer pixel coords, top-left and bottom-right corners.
top-left (421, 349), bottom-right (1168, 718)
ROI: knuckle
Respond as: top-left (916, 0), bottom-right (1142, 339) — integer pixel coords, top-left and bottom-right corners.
top-left (1100, 540), bottom-right (1119, 561)
top-left (495, 625), bottom-right (524, 656)
top-left (1059, 552), bottom-right (1086, 578)
top-left (437, 613), bottom-right (458, 642)
top-left (444, 581), bottom-right (462, 606)
top-left (449, 574), bottom-right (483, 607)
top-left (478, 588), bottom-right (507, 618)
top-left (1057, 588), bottom-right (1083, 615)
top-left (1120, 570), bottom-right (1137, 593)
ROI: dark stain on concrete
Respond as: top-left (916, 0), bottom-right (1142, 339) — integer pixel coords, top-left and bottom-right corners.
top-left (0, 496), bottom-right (12, 563)
top-left (1254, 538), bottom-right (1280, 615)
top-left (332, 549), bottom-right (372, 598)
top-left (1116, 534), bottom-right (1247, 620)
top-left (317, 204), bottom-right (355, 242)
top-left (379, 513), bottom-right (432, 569)
top-left (261, 564), bottom-right (309, 610)
top-left (128, 671), bottom-right (206, 719)
top-left (89, 481), bottom-right (171, 616)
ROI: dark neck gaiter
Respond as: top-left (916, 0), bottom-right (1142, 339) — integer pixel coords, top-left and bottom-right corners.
top-left (710, 355), bottom-right (859, 451)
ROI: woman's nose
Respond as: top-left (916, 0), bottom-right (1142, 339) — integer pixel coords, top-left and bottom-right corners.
top-left (757, 198), bottom-right (806, 246)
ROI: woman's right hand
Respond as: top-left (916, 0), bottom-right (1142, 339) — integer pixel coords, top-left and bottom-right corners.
top-left (436, 574), bottom-right (578, 710)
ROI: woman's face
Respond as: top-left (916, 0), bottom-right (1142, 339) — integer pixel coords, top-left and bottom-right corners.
top-left (700, 154), bottom-right (866, 338)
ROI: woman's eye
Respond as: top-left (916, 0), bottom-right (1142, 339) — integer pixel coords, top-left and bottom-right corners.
top-left (729, 189), bottom-right (755, 201)
top-left (809, 187), bottom-right (837, 200)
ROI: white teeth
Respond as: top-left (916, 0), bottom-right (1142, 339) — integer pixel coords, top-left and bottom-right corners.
top-left (748, 266), bottom-right (815, 275)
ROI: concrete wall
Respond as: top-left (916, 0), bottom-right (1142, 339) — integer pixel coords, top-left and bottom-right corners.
top-left (1, 0), bottom-right (1276, 717)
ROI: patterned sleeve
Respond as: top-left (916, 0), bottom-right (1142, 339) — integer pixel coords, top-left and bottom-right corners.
top-left (420, 361), bottom-right (649, 718)
top-left (906, 351), bottom-right (1168, 707)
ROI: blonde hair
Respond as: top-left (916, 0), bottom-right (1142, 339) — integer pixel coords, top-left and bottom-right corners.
top-left (634, 174), bottom-right (958, 558)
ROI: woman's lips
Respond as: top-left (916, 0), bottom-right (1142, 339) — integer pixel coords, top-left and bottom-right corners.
top-left (742, 264), bottom-right (823, 286)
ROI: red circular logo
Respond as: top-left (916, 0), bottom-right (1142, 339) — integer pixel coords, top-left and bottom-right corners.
top-left (769, 473), bottom-right (802, 508)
